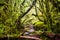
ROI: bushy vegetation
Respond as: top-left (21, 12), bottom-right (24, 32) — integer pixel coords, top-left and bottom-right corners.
top-left (0, 0), bottom-right (60, 40)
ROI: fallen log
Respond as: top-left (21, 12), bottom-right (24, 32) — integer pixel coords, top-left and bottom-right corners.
top-left (19, 36), bottom-right (41, 40)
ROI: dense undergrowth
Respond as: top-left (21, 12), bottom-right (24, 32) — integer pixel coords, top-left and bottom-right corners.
top-left (0, 0), bottom-right (60, 40)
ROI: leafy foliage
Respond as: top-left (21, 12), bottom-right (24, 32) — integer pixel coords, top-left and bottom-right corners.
top-left (0, 0), bottom-right (60, 39)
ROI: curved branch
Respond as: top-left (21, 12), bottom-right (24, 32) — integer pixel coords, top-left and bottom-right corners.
top-left (15, 0), bottom-right (37, 29)
top-left (20, 0), bottom-right (37, 18)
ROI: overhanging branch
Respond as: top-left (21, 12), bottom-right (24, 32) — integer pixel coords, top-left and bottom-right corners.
top-left (20, 0), bottom-right (37, 18)
top-left (15, 0), bottom-right (37, 28)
